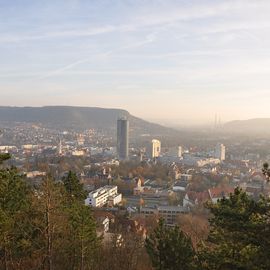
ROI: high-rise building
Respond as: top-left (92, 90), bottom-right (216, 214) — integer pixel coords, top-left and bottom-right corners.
top-left (117, 118), bottom-right (129, 160)
top-left (147, 139), bottom-right (161, 159)
top-left (58, 139), bottom-right (63, 156)
top-left (215, 143), bottom-right (226, 161)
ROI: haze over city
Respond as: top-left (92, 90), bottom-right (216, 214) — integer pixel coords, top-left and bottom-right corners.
top-left (3, 1), bottom-right (270, 270)
top-left (1, 0), bottom-right (270, 124)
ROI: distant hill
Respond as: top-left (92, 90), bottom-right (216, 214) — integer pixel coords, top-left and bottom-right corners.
top-left (224, 118), bottom-right (270, 134)
top-left (0, 106), bottom-right (178, 137)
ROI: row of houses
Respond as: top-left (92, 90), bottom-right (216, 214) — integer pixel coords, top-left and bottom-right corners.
top-left (183, 186), bottom-right (235, 207)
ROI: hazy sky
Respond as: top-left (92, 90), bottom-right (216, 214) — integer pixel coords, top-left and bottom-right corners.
top-left (1, 0), bottom-right (270, 124)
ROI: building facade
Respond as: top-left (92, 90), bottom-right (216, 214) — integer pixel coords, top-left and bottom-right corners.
top-left (147, 139), bottom-right (161, 159)
top-left (141, 205), bottom-right (187, 225)
top-left (215, 143), bottom-right (226, 161)
top-left (85, 185), bottom-right (122, 207)
top-left (117, 118), bottom-right (129, 160)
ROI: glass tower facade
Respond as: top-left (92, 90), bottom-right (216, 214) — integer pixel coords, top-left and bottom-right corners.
top-left (117, 118), bottom-right (129, 160)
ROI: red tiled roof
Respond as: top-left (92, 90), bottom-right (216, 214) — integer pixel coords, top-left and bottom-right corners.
top-left (208, 187), bottom-right (234, 199)
top-left (186, 191), bottom-right (210, 204)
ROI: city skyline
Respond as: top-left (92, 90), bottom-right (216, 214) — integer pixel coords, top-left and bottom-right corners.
top-left (1, 1), bottom-right (270, 124)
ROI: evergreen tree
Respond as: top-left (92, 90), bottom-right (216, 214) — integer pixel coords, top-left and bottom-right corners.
top-left (145, 219), bottom-right (195, 270)
top-left (0, 153), bottom-right (11, 165)
top-left (0, 156), bottom-right (40, 270)
top-left (65, 202), bottom-right (100, 270)
top-left (61, 171), bottom-right (99, 269)
top-left (0, 157), bottom-right (100, 269)
top-left (262, 162), bottom-right (270, 180)
top-left (199, 187), bottom-right (270, 270)
top-left (31, 175), bottom-right (99, 270)
top-left (62, 171), bottom-right (87, 202)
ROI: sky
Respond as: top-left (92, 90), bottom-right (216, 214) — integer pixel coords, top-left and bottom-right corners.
top-left (1, 0), bottom-right (270, 125)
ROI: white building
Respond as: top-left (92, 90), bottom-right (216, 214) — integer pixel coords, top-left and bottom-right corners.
top-left (58, 140), bottom-right (63, 156)
top-left (26, 171), bottom-right (46, 178)
top-left (215, 143), bottom-right (226, 161)
top-left (107, 193), bottom-right (122, 207)
top-left (72, 150), bottom-right (85, 156)
top-left (0, 146), bottom-right (17, 152)
top-left (85, 185), bottom-right (122, 207)
top-left (22, 144), bottom-right (38, 150)
top-left (147, 139), bottom-right (161, 158)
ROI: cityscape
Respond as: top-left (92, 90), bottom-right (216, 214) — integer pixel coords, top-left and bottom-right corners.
top-left (1, 1), bottom-right (270, 269)
top-left (1, 113), bottom-right (269, 227)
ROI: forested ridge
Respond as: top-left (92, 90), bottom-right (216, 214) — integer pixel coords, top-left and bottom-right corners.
top-left (0, 106), bottom-right (175, 135)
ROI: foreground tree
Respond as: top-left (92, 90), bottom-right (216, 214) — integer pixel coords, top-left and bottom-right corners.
top-left (0, 155), bottom-right (103, 270)
top-left (145, 219), bottom-right (195, 270)
top-left (177, 213), bottom-right (209, 250)
top-left (0, 155), bottom-right (42, 270)
top-left (65, 202), bottom-right (100, 270)
top-left (199, 188), bottom-right (270, 270)
top-left (34, 175), bottom-right (99, 270)
top-left (262, 162), bottom-right (270, 181)
top-left (61, 171), bottom-right (99, 269)
top-left (0, 153), bottom-right (11, 165)
top-left (62, 171), bottom-right (87, 202)
top-left (97, 232), bottom-right (151, 270)
top-left (32, 176), bottom-right (67, 270)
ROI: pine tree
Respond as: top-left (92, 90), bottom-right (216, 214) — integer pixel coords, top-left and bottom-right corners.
top-left (262, 162), bottom-right (270, 180)
top-left (66, 202), bottom-right (100, 270)
top-left (145, 219), bottom-right (195, 270)
top-left (0, 153), bottom-right (11, 165)
top-left (62, 171), bottom-right (87, 202)
top-left (28, 175), bottom-right (100, 270)
top-left (199, 187), bottom-right (270, 270)
top-left (61, 171), bottom-right (99, 269)
top-left (0, 157), bottom-right (39, 270)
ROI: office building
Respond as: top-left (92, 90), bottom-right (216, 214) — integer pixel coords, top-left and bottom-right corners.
top-left (85, 185), bottom-right (122, 207)
top-left (147, 139), bottom-right (161, 159)
top-left (141, 205), bottom-right (187, 225)
top-left (117, 118), bottom-right (129, 160)
top-left (215, 143), bottom-right (226, 161)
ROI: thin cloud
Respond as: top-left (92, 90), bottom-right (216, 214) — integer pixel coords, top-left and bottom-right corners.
top-left (35, 32), bottom-right (157, 80)
top-left (0, 25), bottom-right (118, 44)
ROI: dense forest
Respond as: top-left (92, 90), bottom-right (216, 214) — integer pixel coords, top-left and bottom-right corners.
top-left (1, 154), bottom-right (270, 270)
